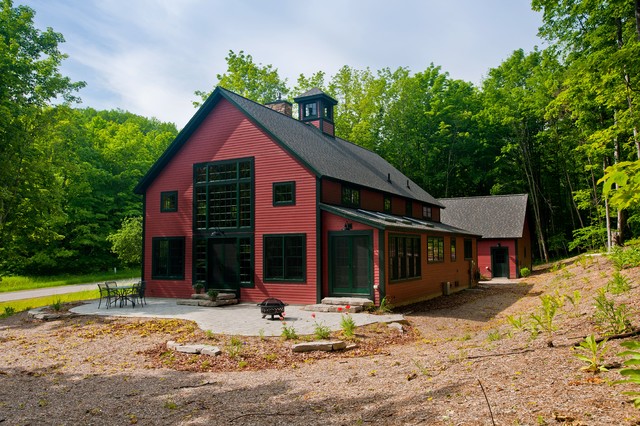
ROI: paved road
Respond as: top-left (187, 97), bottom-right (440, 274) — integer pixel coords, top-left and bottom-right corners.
top-left (0, 279), bottom-right (138, 303)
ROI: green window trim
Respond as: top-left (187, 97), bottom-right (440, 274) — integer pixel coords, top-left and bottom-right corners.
top-left (450, 237), bottom-right (457, 261)
top-left (341, 185), bottom-right (360, 208)
top-left (427, 236), bottom-right (445, 263)
top-left (160, 191), bottom-right (178, 212)
top-left (263, 234), bottom-right (306, 282)
top-left (383, 195), bottom-right (392, 213)
top-left (422, 205), bottom-right (432, 220)
top-left (389, 235), bottom-right (421, 282)
top-left (273, 181), bottom-right (296, 206)
top-left (464, 238), bottom-right (473, 260)
top-left (152, 237), bottom-right (185, 280)
top-left (194, 158), bottom-right (253, 231)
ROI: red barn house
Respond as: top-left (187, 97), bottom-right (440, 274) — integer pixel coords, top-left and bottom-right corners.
top-left (439, 194), bottom-right (532, 280)
top-left (134, 87), bottom-right (479, 306)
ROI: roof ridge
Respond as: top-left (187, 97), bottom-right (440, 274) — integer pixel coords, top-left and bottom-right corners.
top-left (439, 193), bottom-right (528, 201)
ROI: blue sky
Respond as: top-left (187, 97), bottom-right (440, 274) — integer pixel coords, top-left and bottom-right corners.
top-left (24, 0), bottom-right (544, 128)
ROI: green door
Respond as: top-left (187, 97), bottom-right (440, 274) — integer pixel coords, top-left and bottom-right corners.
top-left (329, 232), bottom-right (372, 296)
top-left (209, 238), bottom-right (240, 292)
top-left (491, 247), bottom-right (509, 278)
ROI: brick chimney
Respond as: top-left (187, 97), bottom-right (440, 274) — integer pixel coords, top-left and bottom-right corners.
top-left (265, 99), bottom-right (292, 117)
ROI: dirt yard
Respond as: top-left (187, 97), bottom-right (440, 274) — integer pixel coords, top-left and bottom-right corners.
top-left (1, 254), bottom-right (640, 425)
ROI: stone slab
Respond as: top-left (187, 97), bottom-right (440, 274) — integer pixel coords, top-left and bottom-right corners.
top-left (320, 297), bottom-right (374, 307)
top-left (200, 346), bottom-right (222, 356)
top-left (291, 340), bottom-right (347, 353)
top-left (301, 304), bottom-right (362, 313)
top-left (176, 344), bottom-right (206, 354)
top-left (177, 299), bottom-right (238, 307)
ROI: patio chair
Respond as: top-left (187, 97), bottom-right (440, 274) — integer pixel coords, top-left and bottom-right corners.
top-left (98, 282), bottom-right (116, 309)
top-left (104, 281), bottom-right (120, 307)
top-left (137, 281), bottom-right (147, 307)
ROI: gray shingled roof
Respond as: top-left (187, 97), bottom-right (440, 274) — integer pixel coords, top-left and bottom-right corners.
top-left (136, 87), bottom-right (442, 207)
top-left (321, 204), bottom-right (478, 236)
top-left (438, 194), bottom-right (529, 239)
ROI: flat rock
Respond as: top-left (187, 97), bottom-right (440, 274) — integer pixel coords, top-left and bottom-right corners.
top-left (175, 344), bottom-right (206, 354)
top-left (200, 346), bottom-right (222, 356)
top-left (166, 340), bottom-right (179, 350)
top-left (388, 322), bottom-right (404, 333)
top-left (302, 304), bottom-right (363, 313)
top-left (321, 297), bottom-right (374, 307)
top-left (291, 340), bottom-right (347, 353)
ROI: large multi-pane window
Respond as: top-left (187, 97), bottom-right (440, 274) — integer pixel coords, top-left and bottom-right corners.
top-left (389, 235), bottom-right (421, 281)
top-left (427, 236), bottom-right (445, 263)
top-left (194, 159), bottom-right (252, 230)
top-left (192, 237), bottom-right (253, 287)
top-left (264, 235), bottom-right (305, 282)
top-left (152, 237), bottom-right (185, 279)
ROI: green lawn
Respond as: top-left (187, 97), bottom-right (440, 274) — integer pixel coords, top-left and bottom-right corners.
top-left (0, 290), bottom-right (100, 317)
top-left (0, 268), bottom-right (140, 293)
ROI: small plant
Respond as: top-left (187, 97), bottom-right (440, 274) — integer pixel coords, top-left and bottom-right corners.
top-left (615, 340), bottom-right (640, 408)
top-left (50, 298), bottom-right (63, 311)
top-left (593, 288), bottom-right (632, 335)
top-left (237, 360), bottom-right (248, 369)
top-left (609, 246), bottom-right (640, 270)
top-left (506, 315), bottom-right (526, 331)
top-left (263, 353), bottom-right (278, 362)
top-left (207, 289), bottom-right (219, 301)
top-left (340, 305), bottom-right (356, 338)
top-left (226, 336), bottom-right (244, 358)
top-left (258, 328), bottom-right (265, 340)
top-left (520, 267), bottom-right (531, 278)
top-left (486, 329), bottom-right (502, 342)
top-left (2, 306), bottom-right (16, 318)
top-left (281, 322), bottom-right (298, 340)
top-left (163, 400), bottom-right (178, 410)
top-left (573, 335), bottom-right (608, 374)
top-left (193, 281), bottom-right (205, 294)
top-left (377, 297), bottom-right (393, 314)
top-left (311, 313), bottom-right (331, 340)
top-left (607, 271), bottom-right (631, 294)
top-left (529, 294), bottom-right (560, 346)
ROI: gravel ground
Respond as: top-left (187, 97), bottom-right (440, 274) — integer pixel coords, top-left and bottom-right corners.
top-left (1, 255), bottom-right (640, 425)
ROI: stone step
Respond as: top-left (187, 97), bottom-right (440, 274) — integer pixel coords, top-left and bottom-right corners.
top-left (177, 298), bottom-right (238, 307)
top-left (302, 304), bottom-right (363, 313)
top-left (191, 292), bottom-right (236, 300)
top-left (320, 297), bottom-right (374, 308)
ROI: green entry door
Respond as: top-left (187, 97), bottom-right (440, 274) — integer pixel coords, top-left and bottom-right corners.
top-left (209, 238), bottom-right (240, 292)
top-left (329, 232), bottom-right (372, 296)
top-left (491, 247), bottom-right (509, 278)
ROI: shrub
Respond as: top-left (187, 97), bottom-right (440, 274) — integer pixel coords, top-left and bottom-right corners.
top-left (573, 335), bottom-right (608, 374)
top-left (607, 271), bottom-right (631, 294)
top-left (593, 288), bottom-right (632, 335)
top-left (281, 322), bottom-right (298, 340)
top-left (207, 289), bottom-right (219, 301)
top-left (609, 246), bottom-right (640, 270)
top-left (520, 267), bottom-right (531, 278)
top-left (615, 340), bottom-right (640, 408)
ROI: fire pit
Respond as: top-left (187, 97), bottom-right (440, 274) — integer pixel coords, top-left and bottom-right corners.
top-left (257, 298), bottom-right (288, 320)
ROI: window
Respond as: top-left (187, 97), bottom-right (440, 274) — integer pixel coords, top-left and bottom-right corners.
top-left (383, 195), bottom-right (392, 213)
top-left (342, 185), bottom-right (360, 208)
top-left (152, 237), bottom-right (185, 279)
top-left (322, 104), bottom-right (332, 119)
top-left (422, 205), bottom-right (432, 220)
top-left (304, 102), bottom-right (317, 118)
top-left (194, 159), bottom-right (252, 230)
top-left (160, 191), bottom-right (178, 212)
top-left (450, 237), bottom-right (457, 261)
top-left (193, 237), bottom-right (253, 287)
top-left (406, 200), bottom-right (412, 217)
top-left (427, 236), bottom-right (445, 263)
top-left (273, 181), bottom-right (295, 206)
top-left (264, 235), bottom-right (305, 282)
top-left (464, 238), bottom-right (473, 260)
top-left (389, 235), bottom-right (421, 281)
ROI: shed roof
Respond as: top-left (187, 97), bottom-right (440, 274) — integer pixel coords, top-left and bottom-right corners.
top-left (135, 87), bottom-right (442, 207)
top-left (438, 194), bottom-right (529, 239)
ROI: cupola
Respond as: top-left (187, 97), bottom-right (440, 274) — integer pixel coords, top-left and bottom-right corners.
top-left (293, 88), bottom-right (338, 137)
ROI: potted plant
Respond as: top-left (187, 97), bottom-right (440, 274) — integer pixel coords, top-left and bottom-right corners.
top-left (207, 289), bottom-right (219, 301)
top-left (193, 281), bottom-right (205, 294)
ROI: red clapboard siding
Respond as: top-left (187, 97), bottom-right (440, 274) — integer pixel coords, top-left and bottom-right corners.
top-left (385, 232), bottom-right (475, 306)
top-left (144, 98), bottom-right (317, 302)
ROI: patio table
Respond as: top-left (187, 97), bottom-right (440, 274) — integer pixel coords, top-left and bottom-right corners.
top-left (110, 284), bottom-right (138, 308)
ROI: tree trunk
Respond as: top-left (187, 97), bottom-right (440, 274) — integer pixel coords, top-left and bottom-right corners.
top-left (604, 158), bottom-right (612, 252)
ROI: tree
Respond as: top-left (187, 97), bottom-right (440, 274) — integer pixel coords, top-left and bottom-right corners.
top-left (194, 50), bottom-right (288, 106)
top-left (107, 216), bottom-right (142, 266)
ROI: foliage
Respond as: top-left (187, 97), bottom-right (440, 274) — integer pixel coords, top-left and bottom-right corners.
top-left (50, 298), bottom-right (63, 311)
top-left (340, 311), bottom-right (356, 338)
top-left (520, 267), bottom-right (531, 278)
top-left (311, 313), bottom-right (331, 340)
top-left (616, 341), bottom-right (640, 408)
top-left (0, 289), bottom-right (100, 314)
top-left (609, 246), bottom-right (640, 270)
top-left (593, 288), bottom-right (632, 335)
top-left (607, 271), bottom-right (631, 294)
top-left (529, 294), bottom-right (561, 345)
top-left (280, 322), bottom-right (298, 340)
top-left (376, 296), bottom-right (394, 314)
top-left (573, 335), bottom-right (608, 374)
top-left (106, 216), bottom-right (142, 266)
top-left (207, 289), bottom-right (218, 301)
top-left (0, 268), bottom-right (139, 293)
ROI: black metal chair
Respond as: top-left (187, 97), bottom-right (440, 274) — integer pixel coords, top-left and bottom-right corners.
top-left (98, 282), bottom-right (117, 309)
top-left (134, 281), bottom-right (147, 307)
top-left (104, 281), bottom-right (120, 307)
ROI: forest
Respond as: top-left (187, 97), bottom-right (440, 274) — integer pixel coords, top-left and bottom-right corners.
top-left (1, 0), bottom-right (639, 276)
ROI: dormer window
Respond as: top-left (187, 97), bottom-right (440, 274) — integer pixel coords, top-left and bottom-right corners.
top-left (423, 205), bottom-right (432, 220)
top-left (323, 105), bottom-right (332, 119)
top-left (304, 102), bottom-right (317, 118)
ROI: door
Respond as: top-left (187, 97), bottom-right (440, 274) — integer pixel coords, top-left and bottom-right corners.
top-left (329, 232), bottom-right (372, 296)
top-left (209, 238), bottom-right (240, 292)
top-left (491, 246), bottom-right (509, 278)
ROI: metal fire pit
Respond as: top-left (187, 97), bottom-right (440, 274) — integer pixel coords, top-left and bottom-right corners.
top-left (257, 298), bottom-right (288, 320)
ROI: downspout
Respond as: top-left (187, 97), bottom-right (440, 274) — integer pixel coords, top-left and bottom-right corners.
top-left (316, 177), bottom-right (322, 304)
